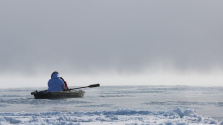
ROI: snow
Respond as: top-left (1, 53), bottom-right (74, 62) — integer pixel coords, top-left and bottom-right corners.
top-left (0, 108), bottom-right (221, 125)
top-left (0, 86), bottom-right (223, 124)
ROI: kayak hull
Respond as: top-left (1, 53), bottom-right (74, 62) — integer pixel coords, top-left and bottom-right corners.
top-left (31, 90), bottom-right (85, 99)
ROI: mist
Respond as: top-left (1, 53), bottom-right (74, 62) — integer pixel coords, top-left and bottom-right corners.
top-left (0, 0), bottom-right (223, 88)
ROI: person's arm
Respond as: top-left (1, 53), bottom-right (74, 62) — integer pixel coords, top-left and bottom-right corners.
top-left (48, 80), bottom-right (50, 88)
top-left (60, 77), bottom-right (68, 90)
top-left (64, 81), bottom-right (69, 90)
top-left (61, 80), bottom-right (65, 90)
top-left (47, 79), bottom-right (51, 91)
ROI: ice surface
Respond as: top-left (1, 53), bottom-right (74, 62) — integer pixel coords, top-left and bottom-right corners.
top-left (0, 86), bottom-right (223, 124)
top-left (0, 108), bottom-right (221, 125)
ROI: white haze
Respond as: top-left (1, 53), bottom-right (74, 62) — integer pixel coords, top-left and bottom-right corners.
top-left (0, 0), bottom-right (223, 88)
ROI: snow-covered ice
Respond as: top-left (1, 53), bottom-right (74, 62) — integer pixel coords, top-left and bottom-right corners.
top-left (0, 108), bottom-right (221, 125)
top-left (0, 86), bottom-right (223, 124)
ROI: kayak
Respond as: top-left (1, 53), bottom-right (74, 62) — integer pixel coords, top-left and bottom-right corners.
top-left (31, 84), bottom-right (99, 99)
top-left (31, 90), bottom-right (85, 99)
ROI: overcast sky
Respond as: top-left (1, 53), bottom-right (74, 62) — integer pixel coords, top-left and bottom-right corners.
top-left (0, 0), bottom-right (223, 87)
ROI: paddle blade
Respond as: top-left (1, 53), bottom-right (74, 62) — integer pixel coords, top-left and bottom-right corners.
top-left (88, 84), bottom-right (100, 88)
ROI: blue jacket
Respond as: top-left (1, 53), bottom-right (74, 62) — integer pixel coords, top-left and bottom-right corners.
top-left (48, 73), bottom-right (65, 92)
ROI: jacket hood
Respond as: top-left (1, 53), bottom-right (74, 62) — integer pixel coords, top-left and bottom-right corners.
top-left (52, 72), bottom-right (59, 78)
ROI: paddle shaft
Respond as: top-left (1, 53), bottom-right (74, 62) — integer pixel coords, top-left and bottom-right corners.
top-left (70, 86), bottom-right (89, 90)
top-left (69, 84), bottom-right (100, 90)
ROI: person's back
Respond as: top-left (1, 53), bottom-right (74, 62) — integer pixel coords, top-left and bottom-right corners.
top-left (48, 71), bottom-right (65, 92)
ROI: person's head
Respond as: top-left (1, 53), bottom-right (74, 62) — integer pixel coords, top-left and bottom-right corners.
top-left (51, 71), bottom-right (59, 78)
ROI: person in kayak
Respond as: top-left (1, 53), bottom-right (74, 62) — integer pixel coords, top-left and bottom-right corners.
top-left (48, 71), bottom-right (65, 92)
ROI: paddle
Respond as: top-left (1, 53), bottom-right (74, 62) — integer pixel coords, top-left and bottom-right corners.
top-left (69, 84), bottom-right (100, 90)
